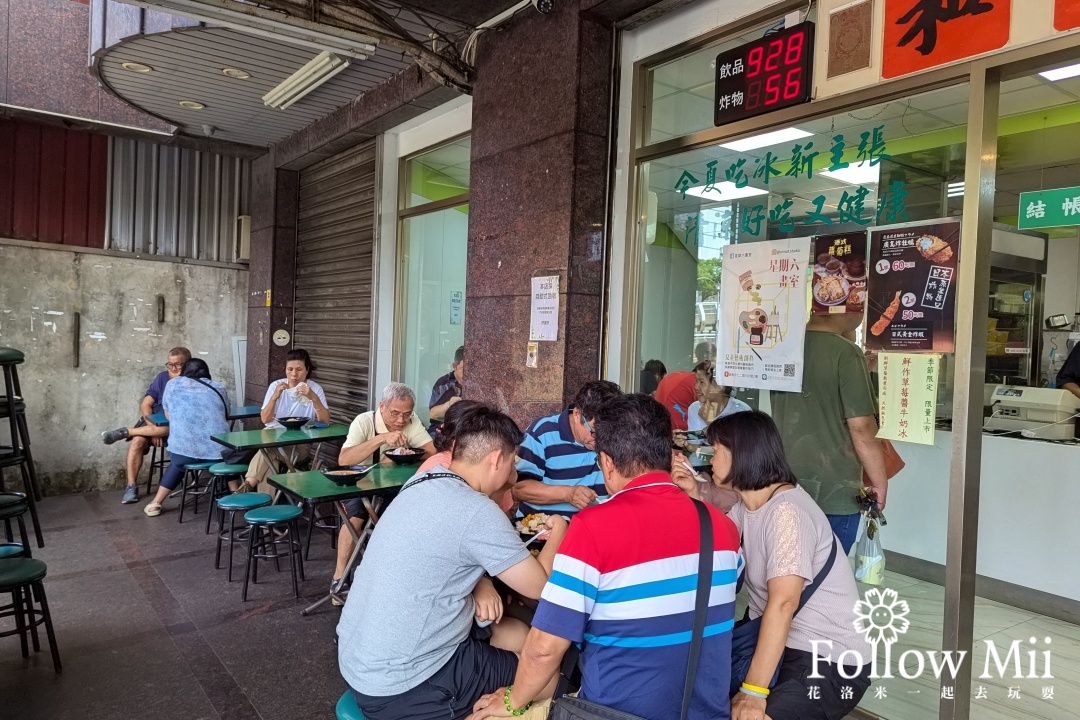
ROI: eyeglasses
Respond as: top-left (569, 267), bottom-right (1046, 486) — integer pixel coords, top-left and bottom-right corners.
top-left (581, 415), bottom-right (595, 435)
top-left (166, 362), bottom-right (184, 370)
top-left (385, 410), bottom-right (413, 422)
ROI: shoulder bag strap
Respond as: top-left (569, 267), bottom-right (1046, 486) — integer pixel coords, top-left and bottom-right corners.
top-left (680, 499), bottom-right (714, 720)
top-left (795, 536), bottom-right (839, 614)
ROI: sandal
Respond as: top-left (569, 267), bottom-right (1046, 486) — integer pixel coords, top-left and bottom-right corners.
top-left (143, 502), bottom-right (163, 517)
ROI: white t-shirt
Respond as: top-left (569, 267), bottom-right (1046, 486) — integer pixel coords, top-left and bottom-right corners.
top-left (686, 396), bottom-right (752, 431)
top-left (262, 379), bottom-right (328, 428)
top-left (343, 410), bottom-right (433, 465)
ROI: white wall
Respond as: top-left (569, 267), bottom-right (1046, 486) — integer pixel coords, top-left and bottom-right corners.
top-left (607, 0), bottom-right (790, 385)
top-left (374, 96), bottom-right (472, 402)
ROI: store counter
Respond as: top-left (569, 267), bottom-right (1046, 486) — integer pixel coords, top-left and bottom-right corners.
top-left (884, 430), bottom-right (1080, 602)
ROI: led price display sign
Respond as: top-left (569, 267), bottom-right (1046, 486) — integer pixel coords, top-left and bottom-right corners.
top-left (713, 22), bottom-right (815, 126)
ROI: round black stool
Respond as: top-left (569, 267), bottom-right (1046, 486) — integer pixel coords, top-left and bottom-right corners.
top-left (0, 558), bottom-right (61, 672)
top-left (0, 492), bottom-right (31, 559)
top-left (214, 492), bottom-right (272, 581)
top-left (241, 505), bottom-right (305, 601)
top-left (0, 348), bottom-right (42, 549)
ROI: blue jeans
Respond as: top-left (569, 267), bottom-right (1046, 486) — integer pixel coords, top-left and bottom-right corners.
top-left (827, 513), bottom-right (861, 555)
top-left (159, 452), bottom-right (218, 491)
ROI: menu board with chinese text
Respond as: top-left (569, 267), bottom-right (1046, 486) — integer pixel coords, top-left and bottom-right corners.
top-left (866, 220), bottom-right (960, 353)
top-left (713, 23), bottom-right (815, 126)
top-left (878, 353), bottom-right (940, 445)
top-left (717, 237), bottom-right (811, 392)
top-left (811, 232), bottom-right (868, 316)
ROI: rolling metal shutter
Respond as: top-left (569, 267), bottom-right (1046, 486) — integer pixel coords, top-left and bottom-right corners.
top-left (294, 141), bottom-right (376, 423)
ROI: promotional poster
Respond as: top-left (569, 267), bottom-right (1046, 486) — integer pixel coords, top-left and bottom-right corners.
top-left (811, 232), bottom-right (869, 316)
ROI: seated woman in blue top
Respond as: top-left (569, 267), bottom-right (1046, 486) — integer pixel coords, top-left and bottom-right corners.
top-left (142, 359), bottom-right (230, 518)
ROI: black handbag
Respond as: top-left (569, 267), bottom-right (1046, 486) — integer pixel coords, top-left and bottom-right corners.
top-left (550, 499), bottom-right (714, 720)
top-left (728, 536), bottom-right (838, 697)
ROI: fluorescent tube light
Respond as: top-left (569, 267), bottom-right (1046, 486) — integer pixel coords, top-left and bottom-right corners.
top-left (117, 0), bottom-right (377, 59)
top-left (1039, 63), bottom-right (1080, 82)
top-left (684, 182), bottom-right (769, 201)
top-left (263, 52), bottom-right (350, 110)
top-left (947, 181), bottom-right (965, 197)
top-left (820, 162), bottom-right (880, 186)
top-left (719, 127), bottom-right (813, 152)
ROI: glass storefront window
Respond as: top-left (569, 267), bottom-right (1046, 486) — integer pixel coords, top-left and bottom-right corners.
top-left (404, 136), bottom-right (470, 208)
top-left (398, 136), bottom-right (470, 424)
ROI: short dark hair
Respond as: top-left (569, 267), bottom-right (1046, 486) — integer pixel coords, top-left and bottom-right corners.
top-left (181, 358), bottom-right (211, 381)
top-left (453, 346), bottom-right (465, 365)
top-left (451, 404), bottom-right (525, 464)
top-left (594, 393), bottom-right (672, 478)
top-left (286, 348), bottom-right (315, 375)
top-left (433, 399), bottom-right (481, 453)
top-left (644, 359), bottom-right (667, 377)
top-left (169, 346), bottom-right (192, 363)
top-left (572, 380), bottom-right (622, 420)
top-left (704, 410), bottom-right (797, 492)
top-left (692, 361), bottom-right (714, 381)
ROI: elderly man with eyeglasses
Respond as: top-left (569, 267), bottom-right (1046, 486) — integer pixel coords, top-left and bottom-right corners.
top-left (101, 346), bottom-right (192, 505)
top-left (512, 380), bottom-right (622, 518)
top-left (332, 382), bottom-right (436, 603)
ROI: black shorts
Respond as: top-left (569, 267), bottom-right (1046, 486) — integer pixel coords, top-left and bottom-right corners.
top-left (342, 498), bottom-right (363, 518)
top-left (351, 633), bottom-right (518, 720)
top-left (765, 647), bottom-right (871, 720)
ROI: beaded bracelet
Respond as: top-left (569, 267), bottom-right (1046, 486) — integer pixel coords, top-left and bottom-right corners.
top-left (503, 685), bottom-right (533, 716)
top-left (740, 682), bottom-right (770, 699)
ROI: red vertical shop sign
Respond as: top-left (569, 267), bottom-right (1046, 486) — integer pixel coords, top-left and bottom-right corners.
top-left (1055, 0), bottom-right (1080, 30)
top-left (882, 0), bottom-right (1011, 79)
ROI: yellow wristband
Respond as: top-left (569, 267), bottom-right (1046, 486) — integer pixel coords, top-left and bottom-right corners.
top-left (741, 682), bottom-right (771, 697)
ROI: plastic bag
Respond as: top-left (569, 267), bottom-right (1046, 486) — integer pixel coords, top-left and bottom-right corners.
top-left (854, 514), bottom-right (885, 585)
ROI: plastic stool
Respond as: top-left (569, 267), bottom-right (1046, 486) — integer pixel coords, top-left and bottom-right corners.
top-left (214, 492), bottom-right (272, 581)
top-left (0, 558), bottom-right (61, 672)
top-left (335, 690), bottom-right (367, 720)
top-left (177, 461), bottom-right (219, 524)
top-left (204, 463), bottom-right (249, 534)
top-left (241, 505), bottom-right (305, 601)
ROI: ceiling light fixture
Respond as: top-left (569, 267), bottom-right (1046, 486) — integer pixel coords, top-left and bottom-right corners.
top-left (820, 162), bottom-right (881, 186)
top-left (121, 61), bottom-right (154, 73)
top-left (719, 127), bottom-right (814, 152)
top-left (263, 51), bottom-right (350, 110)
top-left (947, 181), bottom-right (965, 197)
top-left (117, 0), bottom-right (376, 59)
top-left (684, 181), bottom-right (770, 202)
top-left (1039, 63), bottom-right (1080, 82)
top-left (222, 68), bottom-right (251, 79)
top-left (178, 100), bottom-right (206, 110)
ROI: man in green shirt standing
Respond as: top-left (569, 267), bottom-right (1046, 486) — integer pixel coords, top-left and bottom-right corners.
top-left (771, 313), bottom-right (888, 553)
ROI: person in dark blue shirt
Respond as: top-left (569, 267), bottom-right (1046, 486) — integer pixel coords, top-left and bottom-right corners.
top-left (1057, 341), bottom-right (1080, 401)
top-left (428, 345), bottom-right (464, 432)
top-left (100, 346), bottom-right (191, 505)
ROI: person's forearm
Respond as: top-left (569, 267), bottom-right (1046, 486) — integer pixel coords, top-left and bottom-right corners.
top-left (534, 525), bottom-right (567, 578)
top-left (850, 424), bottom-right (887, 488)
top-left (512, 479), bottom-right (570, 505)
top-left (429, 400), bottom-right (453, 422)
top-left (744, 598), bottom-right (796, 690)
top-left (508, 631), bottom-right (567, 708)
top-left (260, 384), bottom-right (282, 424)
top-left (1064, 382), bottom-right (1080, 401)
top-left (339, 436), bottom-right (383, 466)
top-left (140, 397), bottom-right (155, 421)
top-left (310, 394), bottom-right (330, 422)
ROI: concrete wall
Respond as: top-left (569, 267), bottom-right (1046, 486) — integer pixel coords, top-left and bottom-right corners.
top-left (0, 241), bottom-right (247, 494)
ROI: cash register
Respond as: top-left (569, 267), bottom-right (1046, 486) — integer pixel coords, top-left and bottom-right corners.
top-left (984, 386), bottom-right (1080, 440)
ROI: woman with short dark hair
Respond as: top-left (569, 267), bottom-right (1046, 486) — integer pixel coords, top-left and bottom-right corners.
top-left (236, 348), bottom-right (330, 492)
top-left (141, 359), bottom-right (230, 517)
top-left (678, 410), bottom-right (872, 720)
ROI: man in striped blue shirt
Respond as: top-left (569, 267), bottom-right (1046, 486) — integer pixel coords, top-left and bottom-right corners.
top-left (469, 393), bottom-right (742, 720)
top-left (513, 380), bottom-right (622, 517)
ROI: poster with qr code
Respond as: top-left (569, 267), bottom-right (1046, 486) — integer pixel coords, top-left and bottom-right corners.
top-left (717, 237), bottom-right (811, 392)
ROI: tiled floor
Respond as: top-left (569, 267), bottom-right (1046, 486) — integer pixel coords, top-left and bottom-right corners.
top-left (852, 571), bottom-right (1079, 719)
top-left (0, 491), bottom-right (346, 720)
top-left (2, 493), bottom-right (1076, 720)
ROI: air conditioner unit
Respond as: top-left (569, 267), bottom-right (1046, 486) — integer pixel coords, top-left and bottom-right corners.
top-left (235, 215), bottom-right (251, 262)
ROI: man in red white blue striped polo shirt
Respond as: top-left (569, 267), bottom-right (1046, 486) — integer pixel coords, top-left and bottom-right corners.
top-left (470, 393), bottom-right (742, 720)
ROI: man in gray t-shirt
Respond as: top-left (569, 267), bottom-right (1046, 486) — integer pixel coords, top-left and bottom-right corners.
top-left (337, 405), bottom-right (567, 720)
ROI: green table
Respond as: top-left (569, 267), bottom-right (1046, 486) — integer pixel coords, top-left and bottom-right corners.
top-left (210, 423), bottom-right (350, 476)
top-left (147, 404), bottom-right (264, 427)
top-left (268, 465), bottom-right (416, 615)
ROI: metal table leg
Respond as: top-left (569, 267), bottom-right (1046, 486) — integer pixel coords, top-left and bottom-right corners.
top-left (301, 495), bottom-right (384, 616)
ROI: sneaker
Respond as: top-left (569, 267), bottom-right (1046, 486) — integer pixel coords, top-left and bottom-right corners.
top-left (101, 427), bottom-right (129, 445)
top-left (121, 485), bottom-right (139, 504)
top-left (330, 576), bottom-right (351, 606)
